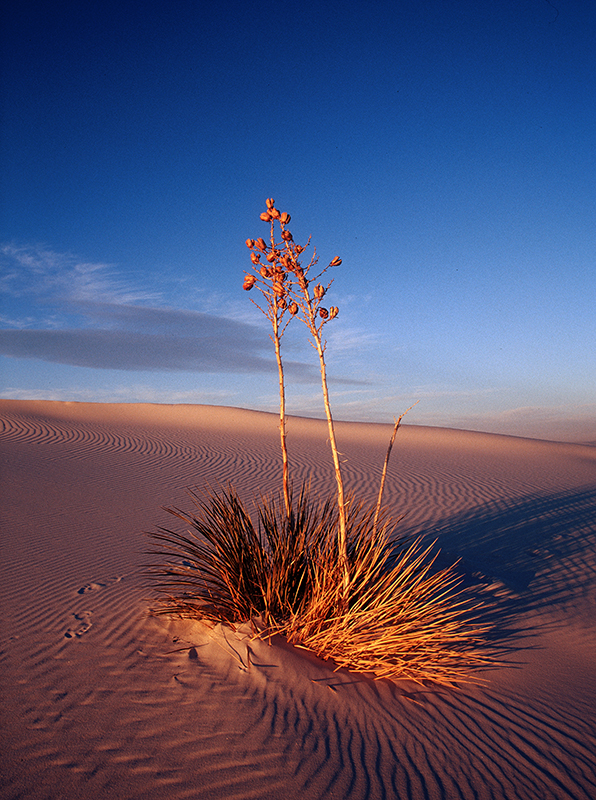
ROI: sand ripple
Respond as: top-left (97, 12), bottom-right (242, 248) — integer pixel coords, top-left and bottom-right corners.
top-left (1, 400), bottom-right (595, 799)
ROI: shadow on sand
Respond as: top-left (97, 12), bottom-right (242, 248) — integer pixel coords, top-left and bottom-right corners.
top-left (411, 487), bottom-right (596, 658)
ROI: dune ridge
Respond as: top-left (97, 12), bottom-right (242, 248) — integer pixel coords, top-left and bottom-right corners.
top-left (1, 400), bottom-right (595, 799)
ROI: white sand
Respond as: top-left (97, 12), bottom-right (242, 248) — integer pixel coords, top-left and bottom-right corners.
top-left (1, 399), bottom-right (595, 799)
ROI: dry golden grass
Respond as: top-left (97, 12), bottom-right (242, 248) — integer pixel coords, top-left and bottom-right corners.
top-left (146, 486), bottom-right (333, 628)
top-left (284, 535), bottom-right (492, 685)
top-left (147, 488), bottom-right (494, 685)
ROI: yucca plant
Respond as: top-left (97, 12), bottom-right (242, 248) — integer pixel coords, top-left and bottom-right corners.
top-left (146, 199), bottom-right (495, 685)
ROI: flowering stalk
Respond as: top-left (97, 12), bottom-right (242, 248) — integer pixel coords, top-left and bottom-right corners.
top-left (278, 233), bottom-right (348, 596)
top-left (244, 201), bottom-right (348, 595)
top-left (243, 202), bottom-right (294, 518)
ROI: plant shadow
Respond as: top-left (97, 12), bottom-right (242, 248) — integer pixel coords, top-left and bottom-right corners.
top-left (406, 487), bottom-right (596, 657)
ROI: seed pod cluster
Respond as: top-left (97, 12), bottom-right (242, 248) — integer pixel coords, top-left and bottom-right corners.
top-left (243, 199), bottom-right (342, 331)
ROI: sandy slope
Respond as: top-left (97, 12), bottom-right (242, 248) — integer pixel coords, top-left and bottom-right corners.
top-left (1, 399), bottom-right (595, 800)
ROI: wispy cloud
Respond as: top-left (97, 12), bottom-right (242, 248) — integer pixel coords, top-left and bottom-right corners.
top-left (1, 244), bottom-right (158, 305)
top-left (0, 244), bottom-right (362, 382)
top-left (0, 328), bottom-right (282, 373)
top-left (325, 325), bottom-right (382, 353)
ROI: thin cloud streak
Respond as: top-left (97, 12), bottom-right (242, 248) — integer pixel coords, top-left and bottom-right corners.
top-left (68, 301), bottom-right (268, 337)
top-left (0, 384), bottom-right (239, 405)
top-left (0, 328), bottom-right (325, 379)
top-left (1, 244), bottom-right (158, 305)
top-left (1, 244), bottom-right (369, 384)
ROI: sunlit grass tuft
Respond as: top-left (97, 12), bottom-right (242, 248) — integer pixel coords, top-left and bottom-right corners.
top-left (147, 487), bottom-right (492, 685)
top-left (146, 485), bottom-right (333, 628)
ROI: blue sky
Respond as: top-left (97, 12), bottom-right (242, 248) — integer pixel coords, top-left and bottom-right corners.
top-left (1, 0), bottom-right (595, 441)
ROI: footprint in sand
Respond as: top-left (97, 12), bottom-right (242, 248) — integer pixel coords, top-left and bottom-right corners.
top-left (77, 582), bottom-right (106, 594)
top-left (66, 576), bottom-right (125, 638)
top-left (64, 610), bottom-right (93, 639)
top-left (77, 575), bottom-right (124, 594)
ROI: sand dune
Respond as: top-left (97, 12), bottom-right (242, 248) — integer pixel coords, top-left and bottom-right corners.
top-left (1, 399), bottom-right (595, 800)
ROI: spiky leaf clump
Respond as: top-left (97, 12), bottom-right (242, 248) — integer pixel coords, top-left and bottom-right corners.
top-left (146, 486), bottom-right (334, 627)
top-left (146, 487), bottom-right (493, 685)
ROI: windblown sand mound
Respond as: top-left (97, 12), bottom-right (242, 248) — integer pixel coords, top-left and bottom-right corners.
top-left (1, 400), bottom-right (595, 800)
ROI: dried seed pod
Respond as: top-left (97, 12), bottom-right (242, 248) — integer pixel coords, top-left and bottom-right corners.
top-left (314, 284), bottom-right (325, 299)
top-left (245, 238), bottom-right (255, 248)
top-left (289, 302), bottom-right (299, 315)
top-left (266, 249), bottom-right (280, 262)
top-left (295, 245), bottom-right (304, 254)
top-left (259, 266), bottom-right (271, 278)
top-left (280, 254), bottom-right (292, 268)
top-left (260, 211), bottom-right (272, 222)
top-left (266, 198), bottom-right (275, 209)
top-left (280, 212), bottom-right (291, 224)
top-left (250, 252), bottom-right (261, 264)
top-left (329, 306), bottom-right (339, 319)
top-left (269, 208), bottom-right (280, 220)
top-left (273, 282), bottom-right (286, 296)
top-left (243, 275), bottom-right (256, 290)
top-left (255, 238), bottom-right (267, 252)
top-left (277, 297), bottom-right (287, 309)
top-left (330, 256), bottom-right (342, 267)
top-left (319, 307), bottom-right (329, 319)
top-left (281, 230), bottom-right (293, 241)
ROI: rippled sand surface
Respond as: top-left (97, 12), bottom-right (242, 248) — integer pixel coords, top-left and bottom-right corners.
top-left (1, 400), bottom-right (595, 799)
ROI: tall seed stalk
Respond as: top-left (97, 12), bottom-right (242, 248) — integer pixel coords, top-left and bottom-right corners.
top-left (373, 401), bottom-right (418, 533)
top-left (243, 200), bottom-right (348, 589)
top-left (244, 199), bottom-right (409, 600)
top-left (243, 206), bottom-right (293, 517)
top-left (277, 226), bottom-right (349, 597)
